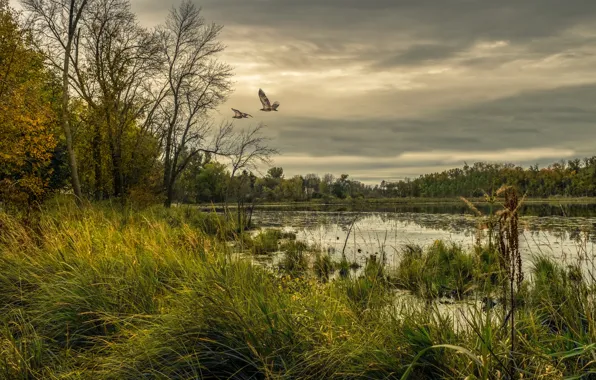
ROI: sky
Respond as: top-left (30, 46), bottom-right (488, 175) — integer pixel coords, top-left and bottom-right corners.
top-left (12, 0), bottom-right (596, 184)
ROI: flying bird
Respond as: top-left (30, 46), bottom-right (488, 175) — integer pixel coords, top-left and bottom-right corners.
top-left (258, 88), bottom-right (280, 112)
top-left (231, 108), bottom-right (252, 119)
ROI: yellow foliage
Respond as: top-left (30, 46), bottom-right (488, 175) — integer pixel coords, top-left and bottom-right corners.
top-left (0, 0), bottom-right (59, 207)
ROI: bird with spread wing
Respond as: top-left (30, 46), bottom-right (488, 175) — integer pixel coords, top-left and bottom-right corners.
top-left (231, 108), bottom-right (252, 119)
top-left (258, 88), bottom-right (280, 112)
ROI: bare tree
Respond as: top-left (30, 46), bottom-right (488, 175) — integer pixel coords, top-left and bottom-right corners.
top-left (70, 0), bottom-right (164, 198)
top-left (22, 0), bottom-right (91, 204)
top-left (227, 123), bottom-right (278, 180)
top-left (159, 0), bottom-right (233, 207)
top-left (225, 123), bottom-right (278, 231)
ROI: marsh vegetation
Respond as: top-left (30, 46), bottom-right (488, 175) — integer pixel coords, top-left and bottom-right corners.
top-left (1, 192), bottom-right (595, 379)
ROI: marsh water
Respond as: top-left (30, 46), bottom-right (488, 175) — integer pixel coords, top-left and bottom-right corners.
top-left (247, 202), bottom-right (596, 277)
top-left (221, 201), bottom-right (596, 326)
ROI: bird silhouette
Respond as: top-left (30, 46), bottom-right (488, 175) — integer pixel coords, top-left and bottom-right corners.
top-left (231, 108), bottom-right (252, 119)
top-left (258, 88), bottom-right (280, 112)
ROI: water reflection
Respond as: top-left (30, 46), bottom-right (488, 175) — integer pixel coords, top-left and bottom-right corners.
top-left (251, 209), bottom-right (596, 275)
top-left (247, 201), bottom-right (596, 218)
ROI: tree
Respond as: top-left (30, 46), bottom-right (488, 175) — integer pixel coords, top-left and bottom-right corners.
top-left (228, 170), bottom-right (257, 231)
top-left (195, 161), bottom-right (228, 203)
top-left (332, 174), bottom-right (350, 199)
top-left (0, 0), bottom-right (60, 209)
top-left (22, 0), bottom-right (92, 204)
top-left (320, 173), bottom-right (334, 196)
top-left (71, 0), bottom-right (163, 198)
top-left (227, 125), bottom-right (276, 176)
top-left (225, 123), bottom-right (277, 230)
top-left (281, 175), bottom-right (304, 201)
top-left (304, 173), bottom-right (320, 198)
top-left (159, 0), bottom-right (234, 207)
top-left (173, 151), bottom-right (210, 203)
top-left (267, 167), bottom-right (284, 180)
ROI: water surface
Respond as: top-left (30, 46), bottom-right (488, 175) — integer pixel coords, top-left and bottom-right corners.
top-left (249, 202), bottom-right (596, 277)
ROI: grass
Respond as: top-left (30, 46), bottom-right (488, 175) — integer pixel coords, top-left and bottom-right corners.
top-left (0, 200), bottom-right (595, 379)
top-left (390, 241), bottom-right (501, 299)
top-left (279, 240), bottom-right (309, 276)
top-left (248, 229), bottom-right (283, 255)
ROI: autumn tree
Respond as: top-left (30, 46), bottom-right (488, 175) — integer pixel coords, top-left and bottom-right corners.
top-left (22, 0), bottom-right (92, 204)
top-left (0, 0), bottom-right (60, 208)
top-left (71, 0), bottom-right (164, 199)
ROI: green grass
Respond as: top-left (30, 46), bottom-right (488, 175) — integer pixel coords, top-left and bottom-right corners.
top-left (0, 201), bottom-right (594, 379)
top-left (279, 240), bottom-right (309, 276)
top-left (313, 253), bottom-right (332, 282)
top-left (249, 229), bottom-right (284, 255)
top-left (390, 241), bottom-right (501, 299)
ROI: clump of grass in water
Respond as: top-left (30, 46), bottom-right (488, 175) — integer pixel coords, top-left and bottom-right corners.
top-left (530, 255), bottom-right (595, 341)
top-left (279, 240), bottom-right (308, 276)
top-left (391, 241), bottom-right (494, 299)
top-left (337, 256), bottom-right (350, 278)
top-left (313, 253), bottom-right (332, 282)
top-left (337, 256), bottom-right (392, 318)
top-left (249, 228), bottom-right (283, 255)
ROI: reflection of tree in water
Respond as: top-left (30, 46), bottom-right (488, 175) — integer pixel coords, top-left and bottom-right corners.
top-left (252, 210), bottom-right (596, 245)
top-left (249, 202), bottom-right (596, 217)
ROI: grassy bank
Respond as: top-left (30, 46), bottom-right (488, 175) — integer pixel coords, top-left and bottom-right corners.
top-left (0, 201), bottom-right (595, 379)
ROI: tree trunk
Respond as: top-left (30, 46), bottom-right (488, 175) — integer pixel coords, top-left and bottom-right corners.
top-left (111, 150), bottom-right (124, 198)
top-left (237, 198), bottom-right (243, 233)
top-left (247, 201), bottom-right (254, 229)
top-left (93, 122), bottom-right (102, 200)
top-left (62, 38), bottom-right (83, 205)
top-left (164, 179), bottom-right (174, 208)
top-left (163, 127), bottom-right (173, 206)
top-left (164, 167), bottom-right (179, 208)
top-left (104, 108), bottom-right (124, 199)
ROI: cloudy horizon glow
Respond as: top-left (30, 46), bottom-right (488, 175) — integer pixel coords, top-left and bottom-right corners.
top-left (11, 0), bottom-right (596, 184)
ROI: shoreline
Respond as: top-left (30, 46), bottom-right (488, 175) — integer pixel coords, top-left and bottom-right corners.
top-left (186, 196), bottom-right (596, 209)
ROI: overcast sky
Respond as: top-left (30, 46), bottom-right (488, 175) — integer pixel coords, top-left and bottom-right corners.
top-left (14, 0), bottom-right (596, 184)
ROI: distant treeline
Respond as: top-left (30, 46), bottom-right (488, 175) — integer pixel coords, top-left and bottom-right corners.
top-left (171, 156), bottom-right (596, 203)
top-left (383, 157), bottom-right (596, 198)
top-left (173, 155), bottom-right (596, 204)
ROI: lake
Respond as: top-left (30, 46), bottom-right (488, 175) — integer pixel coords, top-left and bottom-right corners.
top-left (247, 202), bottom-right (596, 278)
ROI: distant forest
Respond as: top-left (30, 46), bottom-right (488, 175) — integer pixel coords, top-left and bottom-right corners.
top-left (174, 155), bottom-right (596, 204)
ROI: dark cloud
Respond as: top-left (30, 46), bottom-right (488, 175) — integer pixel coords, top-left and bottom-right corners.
top-left (127, 0), bottom-right (596, 74)
top-left (269, 83), bottom-right (596, 160)
top-left (374, 44), bottom-right (464, 68)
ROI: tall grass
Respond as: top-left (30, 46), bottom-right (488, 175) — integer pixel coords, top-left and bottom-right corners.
top-left (0, 200), bottom-right (594, 379)
top-left (390, 241), bottom-right (500, 299)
